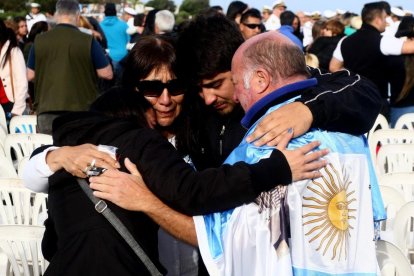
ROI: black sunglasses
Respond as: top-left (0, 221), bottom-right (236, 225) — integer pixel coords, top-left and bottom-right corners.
top-left (243, 23), bottom-right (261, 30)
top-left (136, 79), bottom-right (185, 97)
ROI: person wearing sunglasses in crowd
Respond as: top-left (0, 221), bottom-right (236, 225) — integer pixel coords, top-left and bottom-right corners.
top-left (24, 35), bottom-right (328, 275)
top-left (239, 8), bottom-right (263, 40)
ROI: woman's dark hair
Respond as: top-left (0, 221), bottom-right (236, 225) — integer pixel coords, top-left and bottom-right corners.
top-left (27, 21), bottom-right (49, 43)
top-left (395, 17), bottom-right (414, 102)
top-left (134, 13), bottom-right (146, 27)
top-left (226, 1), bottom-right (248, 22)
top-left (0, 19), bottom-right (18, 68)
top-left (325, 19), bottom-right (345, 36)
top-left (122, 35), bottom-right (177, 90)
top-left (395, 16), bottom-right (414, 38)
top-left (90, 86), bottom-right (152, 128)
top-left (293, 14), bottom-right (303, 42)
top-left (142, 9), bottom-right (159, 36)
top-left (311, 19), bottom-right (327, 40)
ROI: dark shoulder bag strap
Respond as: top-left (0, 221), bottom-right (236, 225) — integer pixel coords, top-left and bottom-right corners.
top-left (76, 178), bottom-right (162, 276)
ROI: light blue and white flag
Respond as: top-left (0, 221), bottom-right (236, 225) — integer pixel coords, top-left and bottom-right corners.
top-left (194, 100), bottom-right (384, 276)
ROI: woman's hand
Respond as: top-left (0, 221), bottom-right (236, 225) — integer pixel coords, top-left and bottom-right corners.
top-left (46, 144), bottom-right (120, 177)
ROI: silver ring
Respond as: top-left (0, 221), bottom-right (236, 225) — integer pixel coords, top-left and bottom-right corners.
top-left (83, 166), bottom-right (90, 174)
top-left (90, 159), bottom-right (96, 168)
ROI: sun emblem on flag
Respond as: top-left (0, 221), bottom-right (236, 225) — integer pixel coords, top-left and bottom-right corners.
top-left (302, 163), bottom-right (356, 261)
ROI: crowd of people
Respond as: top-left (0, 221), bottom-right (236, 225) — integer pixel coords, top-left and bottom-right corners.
top-left (0, 0), bottom-right (410, 274)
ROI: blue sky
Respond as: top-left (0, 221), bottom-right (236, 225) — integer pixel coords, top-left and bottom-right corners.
top-left (175, 0), bottom-right (414, 14)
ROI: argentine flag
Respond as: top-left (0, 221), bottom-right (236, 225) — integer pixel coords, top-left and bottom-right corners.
top-left (194, 99), bottom-right (385, 276)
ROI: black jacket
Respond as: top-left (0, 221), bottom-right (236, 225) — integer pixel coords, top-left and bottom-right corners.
top-left (341, 23), bottom-right (389, 99)
top-left (308, 35), bottom-right (344, 71)
top-left (43, 112), bottom-right (291, 275)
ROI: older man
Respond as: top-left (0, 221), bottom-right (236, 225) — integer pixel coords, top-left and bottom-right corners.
top-left (27, 0), bottom-right (113, 134)
top-left (192, 31), bottom-right (384, 275)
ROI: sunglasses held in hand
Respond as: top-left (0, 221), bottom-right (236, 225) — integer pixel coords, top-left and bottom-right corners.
top-left (136, 79), bottom-right (185, 97)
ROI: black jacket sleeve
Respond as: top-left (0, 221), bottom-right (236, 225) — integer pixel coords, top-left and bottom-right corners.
top-left (128, 131), bottom-right (291, 216)
top-left (298, 67), bottom-right (382, 135)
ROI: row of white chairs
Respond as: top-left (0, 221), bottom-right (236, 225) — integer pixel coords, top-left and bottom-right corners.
top-left (0, 178), bottom-right (49, 275)
top-left (368, 130), bottom-right (414, 176)
top-left (368, 113), bottom-right (414, 135)
top-left (379, 182), bottom-right (414, 274)
top-left (1, 177), bottom-right (413, 276)
top-left (0, 133), bottom-right (52, 178)
top-left (0, 112), bottom-right (37, 136)
top-left (0, 107), bottom-right (41, 179)
top-left (367, 114), bottom-right (414, 176)
top-left (365, 115), bottom-right (414, 275)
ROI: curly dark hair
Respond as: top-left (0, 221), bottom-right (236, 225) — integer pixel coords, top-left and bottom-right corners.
top-left (176, 14), bottom-right (244, 86)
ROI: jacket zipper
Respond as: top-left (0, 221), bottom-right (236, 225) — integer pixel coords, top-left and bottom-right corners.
top-left (219, 125), bottom-right (226, 156)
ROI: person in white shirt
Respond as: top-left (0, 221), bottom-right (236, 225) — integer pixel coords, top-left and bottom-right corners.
top-left (26, 3), bottom-right (47, 32)
top-left (265, 0), bottom-right (286, 31)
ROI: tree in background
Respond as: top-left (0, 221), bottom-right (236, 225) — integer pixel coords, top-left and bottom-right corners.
top-left (145, 0), bottom-right (176, 12)
top-left (0, 0), bottom-right (26, 12)
top-left (0, 0), bottom-right (118, 14)
top-left (180, 0), bottom-right (209, 14)
top-left (176, 0), bottom-right (209, 24)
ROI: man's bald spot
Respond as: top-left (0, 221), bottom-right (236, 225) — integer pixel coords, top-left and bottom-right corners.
top-left (232, 31), bottom-right (295, 68)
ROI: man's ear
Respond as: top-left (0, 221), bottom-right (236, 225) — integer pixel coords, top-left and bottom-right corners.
top-left (252, 68), bottom-right (271, 94)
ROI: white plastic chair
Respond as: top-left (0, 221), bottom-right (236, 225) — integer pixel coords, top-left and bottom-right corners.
top-left (0, 178), bottom-right (48, 226)
top-left (395, 113), bottom-right (414, 130)
top-left (393, 201), bottom-right (414, 264)
top-left (0, 126), bottom-right (6, 152)
top-left (9, 115), bottom-right (37, 134)
top-left (376, 239), bottom-right (414, 276)
top-left (376, 144), bottom-right (414, 175)
top-left (368, 129), bottom-right (414, 162)
top-left (367, 113), bottom-right (389, 138)
top-left (17, 157), bottom-right (30, 179)
top-left (378, 173), bottom-right (414, 202)
top-left (0, 225), bottom-right (48, 276)
top-left (379, 185), bottom-right (407, 243)
top-left (0, 105), bottom-right (7, 135)
top-left (0, 156), bottom-right (18, 178)
top-left (3, 133), bottom-right (52, 169)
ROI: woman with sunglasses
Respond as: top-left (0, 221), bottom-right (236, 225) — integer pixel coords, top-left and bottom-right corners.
top-left (123, 35), bottom-right (202, 276)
